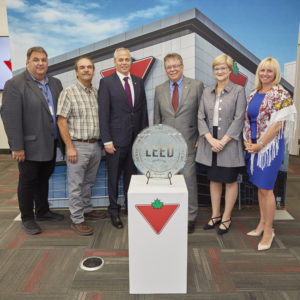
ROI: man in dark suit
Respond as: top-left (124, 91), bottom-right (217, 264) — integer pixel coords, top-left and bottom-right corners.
top-left (1, 46), bottom-right (64, 235)
top-left (98, 47), bottom-right (148, 229)
top-left (154, 53), bottom-right (204, 233)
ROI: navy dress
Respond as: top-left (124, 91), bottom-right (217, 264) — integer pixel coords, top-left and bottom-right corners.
top-left (245, 92), bottom-right (284, 190)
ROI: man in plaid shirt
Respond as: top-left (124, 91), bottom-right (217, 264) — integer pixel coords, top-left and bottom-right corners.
top-left (57, 57), bottom-right (106, 236)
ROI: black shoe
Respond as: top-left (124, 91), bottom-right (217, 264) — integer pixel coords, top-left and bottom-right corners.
top-left (217, 218), bottom-right (232, 235)
top-left (36, 211), bottom-right (64, 221)
top-left (22, 219), bottom-right (42, 235)
top-left (111, 215), bottom-right (123, 229)
top-left (203, 215), bottom-right (222, 230)
top-left (188, 221), bottom-right (195, 234)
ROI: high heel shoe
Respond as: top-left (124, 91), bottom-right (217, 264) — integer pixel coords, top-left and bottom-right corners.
top-left (258, 231), bottom-right (275, 251)
top-left (247, 228), bottom-right (264, 237)
top-left (203, 215), bottom-right (222, 230)
top-left (217, 218), bottom-right (232, 235)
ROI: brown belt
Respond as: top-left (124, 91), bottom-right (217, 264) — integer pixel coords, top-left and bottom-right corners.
top-left (73, 139), bottom-right (99, 143)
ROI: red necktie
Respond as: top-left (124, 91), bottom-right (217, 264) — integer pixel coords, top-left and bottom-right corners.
top-left (172, 82), bottom-right (178, 112)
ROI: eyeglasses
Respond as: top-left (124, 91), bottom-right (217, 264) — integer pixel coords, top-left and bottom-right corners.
top-left (165, 64), bottom-right (182, 71)
top-left (214, 66), bottom-right (228, 72)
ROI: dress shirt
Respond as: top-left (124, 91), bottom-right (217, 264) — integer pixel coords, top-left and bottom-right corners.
top-left (57, 81), bottom-right (100, 140)
top-left (30, 74), bottom-right (58, 139)
top-left (169, 76), bottom-right (183, 104)
top-left (213, 94), bottom-right (221, 126)
top-left (116, 71), bottom-right (135, 106)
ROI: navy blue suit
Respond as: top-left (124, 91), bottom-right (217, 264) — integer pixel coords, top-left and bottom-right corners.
top-left (98, 72), bottom-right (148, 215)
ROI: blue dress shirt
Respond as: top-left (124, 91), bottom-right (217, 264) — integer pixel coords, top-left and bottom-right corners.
top-left (30, 74), bottom-right (58, 139)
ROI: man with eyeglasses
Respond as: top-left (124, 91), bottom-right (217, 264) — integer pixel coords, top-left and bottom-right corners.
top-left (57, 57), bottom-right (106, 236)
top-left (1, 46), bottom-right (64, 235)
top-left (154, 53), bottom-right (204, 233)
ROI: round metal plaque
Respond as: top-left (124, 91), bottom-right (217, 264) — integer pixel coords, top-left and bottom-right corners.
top-left (132, 124), bottom-right (188, 178)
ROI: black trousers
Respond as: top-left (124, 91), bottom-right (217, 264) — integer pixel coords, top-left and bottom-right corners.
top-left (18, 159), bottom-right (56, 221)
top-left (106, 144), bottom-right (137, 216)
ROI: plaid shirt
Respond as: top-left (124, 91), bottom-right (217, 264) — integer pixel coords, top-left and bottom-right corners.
top-left (57, 81), bottom-right (100, 140)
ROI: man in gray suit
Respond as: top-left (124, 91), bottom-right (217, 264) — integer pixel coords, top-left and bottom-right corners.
top-left (154, 53), bottom-right (204, 233)
top-left (1, 47), bottom-right (64, 235)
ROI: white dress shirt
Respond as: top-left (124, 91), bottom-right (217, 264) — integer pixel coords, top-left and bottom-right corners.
top-left (116, 71), bottom-right (135, 106)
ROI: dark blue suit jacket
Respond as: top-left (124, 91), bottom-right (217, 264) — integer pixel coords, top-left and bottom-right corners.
top-left (98, 72), bottom-right (148, 147)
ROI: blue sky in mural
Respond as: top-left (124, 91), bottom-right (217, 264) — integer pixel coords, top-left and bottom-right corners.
top-left (6, 0), bottom-right (300, 72)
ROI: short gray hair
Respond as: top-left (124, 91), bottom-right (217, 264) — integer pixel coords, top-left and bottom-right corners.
top-left (114, 47), bottom-right (131, 59)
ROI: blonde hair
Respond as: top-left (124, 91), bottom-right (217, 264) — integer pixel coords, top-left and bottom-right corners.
top-left (212, 54), bottom-right (233, 71)
top-left (254, 57), bottom-right (281, 90)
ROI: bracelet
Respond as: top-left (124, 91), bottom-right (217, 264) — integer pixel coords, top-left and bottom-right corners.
top-left (259, 141), bottom-right (265, 148)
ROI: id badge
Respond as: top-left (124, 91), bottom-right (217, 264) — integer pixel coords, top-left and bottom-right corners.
top-left (49, 105), bottom-right (54, 116)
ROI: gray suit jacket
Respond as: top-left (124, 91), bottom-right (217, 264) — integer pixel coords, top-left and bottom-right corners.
top-left (196, 81), bottom-right (246, 167)
top-left (153, 76), bottom-right (204, 154)
top-left (1, 70), bottom-right (63, 161)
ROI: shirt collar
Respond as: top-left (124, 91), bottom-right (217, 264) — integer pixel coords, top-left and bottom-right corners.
top-left (76, 80), bottom-right (93, 93)
top-left (169, 76), bottom-right (183, 87)
top-left (211, 80), bottom-right (234, 94)
top-left (29, 72), bottom-right (48, 86)
top-left (116, 71), bottom-right (131, 82)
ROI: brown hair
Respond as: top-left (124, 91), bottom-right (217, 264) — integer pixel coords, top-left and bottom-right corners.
top-left (74, 56), bottom-right (95, 71)
top-left (26, 47), bottom-right (48, 60)
top-left (164, 53), bottom-right (183, 66)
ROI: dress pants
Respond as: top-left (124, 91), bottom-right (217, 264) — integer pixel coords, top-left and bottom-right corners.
top-left (18, 159), bottom-right (56, 221)
top-left (179, 150), bottom-right (198, 221)
top-left (67, 141), bottom-right (102, 224)
top-left (106, 144), bottom-right (137, 216)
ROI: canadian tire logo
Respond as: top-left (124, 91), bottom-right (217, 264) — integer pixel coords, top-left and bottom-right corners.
top-left (100, 56), bottom-right (155, 80)
top-left (229, 61), bottom-right (248, 87)
top-left (136, 199), bottom-right (179, 234)
top-left (4, 60), bottom-right (12, 71)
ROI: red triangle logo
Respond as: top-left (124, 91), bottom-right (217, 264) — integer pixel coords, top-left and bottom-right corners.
top-left (136, 202), bottom-right (179, 234)
top-left (100, 56), bottom-right (155, 79)
top-left (229, 71), bottom-right (248, 87)
top-left (4, 60), bottom-right (12, 71)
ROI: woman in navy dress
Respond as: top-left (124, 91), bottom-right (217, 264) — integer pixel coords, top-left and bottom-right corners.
top-left (244, 57), bottom-right (297, 251)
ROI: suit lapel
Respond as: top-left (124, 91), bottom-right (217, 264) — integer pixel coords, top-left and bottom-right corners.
top-left (161, 81), bottom-right (174, 113)
top-left (25, 71), bottom-right (51, 116)
top-left (113, 72), bottom-right (132, 111)
top-left (177, 77), bottom-right (191, 113)
top-left (48, 78), bottom-right (58, 111)
top-left (132, 75), bottom-right (140, 110)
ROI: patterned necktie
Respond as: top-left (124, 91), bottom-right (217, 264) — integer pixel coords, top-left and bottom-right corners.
top-left (123, 77), bottom-right (133, 110)
top-left (172, 82), bottom-right (178, 112)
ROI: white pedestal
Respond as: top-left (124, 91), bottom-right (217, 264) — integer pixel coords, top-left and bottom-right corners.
top-left (128, 175), bottom-right (188, 294)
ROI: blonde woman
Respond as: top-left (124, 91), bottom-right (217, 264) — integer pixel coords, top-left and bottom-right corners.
top-left (244, 57), bottom-right (297, 250)
top-left (196, 54), bottom-right (246, 235)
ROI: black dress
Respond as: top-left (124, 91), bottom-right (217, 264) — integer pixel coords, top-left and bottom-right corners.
top-left (206, 126), bottom-right (242, 183)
